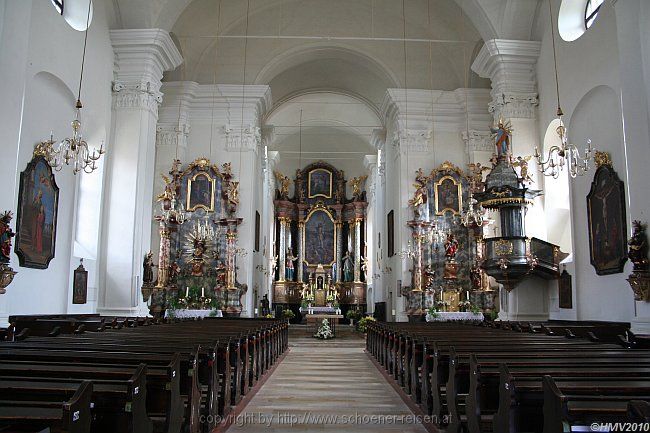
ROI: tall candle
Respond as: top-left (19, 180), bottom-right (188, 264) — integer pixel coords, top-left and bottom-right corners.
top-left (185, 287), bottom-right (189, 297)
top-left (466, 290), bottom-right (470, 300)
top-left (202, 287), bottom-right (205, 297)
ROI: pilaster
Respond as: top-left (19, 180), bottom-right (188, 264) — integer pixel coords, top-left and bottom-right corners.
top-left (99, 29), bottom-right (182, 316)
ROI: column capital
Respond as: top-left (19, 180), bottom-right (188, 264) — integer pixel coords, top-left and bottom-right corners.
top-left (472, 39), bottom-right (541, 120)
top-left (461, 130), bottom-right (494, 153)
top-left (223, 124), bottom-right (262, 152)
top-left (111, 29), bottom-right (183, 115)
top-left (370, 128), bottom-right (386, 150)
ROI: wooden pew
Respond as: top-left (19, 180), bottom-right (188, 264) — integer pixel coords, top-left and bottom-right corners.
top-left (0, 380), bottom-right (93, 433)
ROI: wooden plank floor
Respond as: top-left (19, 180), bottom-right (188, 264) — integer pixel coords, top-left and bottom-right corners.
top-left (224, 333), bottom-right (429, 433)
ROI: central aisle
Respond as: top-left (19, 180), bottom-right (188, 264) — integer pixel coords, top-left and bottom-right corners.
top-left (225, 332), bottom-right (429, 433)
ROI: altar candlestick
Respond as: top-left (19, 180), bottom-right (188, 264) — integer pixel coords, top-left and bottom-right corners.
top-left (466, 290), bottom-right (470, 300)
top-left (185, 287), bottom-right (189, 297)
top-left (202, 287), bottom-right (205, 297)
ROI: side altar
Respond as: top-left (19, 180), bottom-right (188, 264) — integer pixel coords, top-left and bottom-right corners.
top-left (141, 158), bottom-right (247, 318)
top-left (272, 162), bottom-right (368, 317)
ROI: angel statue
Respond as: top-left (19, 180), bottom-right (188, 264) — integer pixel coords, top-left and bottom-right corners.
top-left (408, 169), bottom-right (429, 220)
top-left (156, 174), bottom-right (175, 203)
top-left (490, 118), bottom-right (513, 160)
top-left (225, 181), bottom-right (240, 207)
top-left (512, 156), bottom-right (533, 184)
top-left (350, 175), bottom-right (368, 201)
top-left (467, 163), bottom-right (490, 193)
top-left (274, 171), bottom-right (291, 200)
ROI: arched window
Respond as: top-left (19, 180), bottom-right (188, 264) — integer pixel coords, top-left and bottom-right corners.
top-left (51, 0), bottom-right (64, 15)
top-left (584, 0), bottom-right (604, 29)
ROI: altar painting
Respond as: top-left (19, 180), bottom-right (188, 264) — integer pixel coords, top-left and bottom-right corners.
top-left (186, 172), bottom-right (216, 212)
top-left (308, 169), bottom-right (332, 199)
top-left (304, 209), bottom-right (335, 266)
top-left (435, 176), bottom-right (462, 215)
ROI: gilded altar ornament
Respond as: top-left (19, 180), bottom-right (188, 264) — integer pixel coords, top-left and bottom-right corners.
top-left (409, 169), bottom-right (429, 220)
top-left (0, 211), bottom-right (17, 294)
top-left (467, 162), bottom-right (489, 193)
top-left (349, 175), bottom-right (367, 201)
top-left (494, 239), bottom-right (514, 256)
top-left (627, 220), bottom-right (650, 301)
top-left (594, 151), bottom-right (612, 168)
top-left (274, 171), bottom-right (292, 199)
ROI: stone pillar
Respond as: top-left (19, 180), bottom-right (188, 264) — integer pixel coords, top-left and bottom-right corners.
top-left (335, 222), bottom-right (343, 282)
top-left (354, 218), bottom-right (362, 283)
top-left (472, 39), bottom-right (549, 321)
top-left (611, 0), bottom-right (650, 334)
top-left (278, 217), bottom-right (287, 282)
top-left (297, 221), bottom-right (305, 283)
top-left (99, 29), bottom-right (182, 316)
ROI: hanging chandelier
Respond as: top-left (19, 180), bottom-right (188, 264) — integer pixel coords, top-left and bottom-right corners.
top-left (43, 0), bottom-right (105, 174)
top-left (533, 0), bottom-right (596, 179)
top-left (460, 196), bottom-right (489, 228)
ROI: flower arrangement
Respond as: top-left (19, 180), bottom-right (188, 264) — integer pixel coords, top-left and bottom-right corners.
top-left (458, 300), bottom-right (472, 312)
top-left (357, 316), bottom-right (376, 333)
top-left (314, 318), bottom-right (334, 339)
top-left (346, 309), bottom-right (362, 322)
top-left (426, 307), bottom-right (440, 319)
top-left (435, 299), bottom-right (450, 311)
top-left (169, 286), bottom-right (221, 311)
top-left (470, 304), bottom-right (482, 315)
top-left (282, 309), bottom-right (295, 320)
top-left (264, 313), bottom-right (274, 319)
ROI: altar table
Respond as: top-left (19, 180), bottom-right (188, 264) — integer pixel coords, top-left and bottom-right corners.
top-left (165, 309), bottom-right (223, 319)
top-left (426, 312), bottom-right (484, 322)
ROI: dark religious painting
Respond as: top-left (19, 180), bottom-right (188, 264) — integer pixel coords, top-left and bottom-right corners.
top-left (186, 171), bottom-right (215, 212)
top-left (15, 155), bottom-right (59, 269)
top-left (435, 176), bottom-right (462, 215)
top-left (558, 269), bottom-right (572, 309)
top-left (308, 168), bottom-right (332, 199)
top-left (586, 163), bottom-right (627, 275)
top-left (387, 210), bottom-right (395, 257)
top-left (73, 260), bottom-right (88, 304)
top-left (304, 209), bottom-right (335, 266)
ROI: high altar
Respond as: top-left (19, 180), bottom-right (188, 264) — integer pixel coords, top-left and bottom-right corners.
top-left (272, 162), bottom-right (367, 312)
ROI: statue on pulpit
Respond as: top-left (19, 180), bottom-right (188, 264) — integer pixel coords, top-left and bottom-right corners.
top-left (490, 118), bottom-right (513, 160)
top-left (342, 251), bottom-right (354, 282)
top-left (285, 248), bottom-right (297, 281)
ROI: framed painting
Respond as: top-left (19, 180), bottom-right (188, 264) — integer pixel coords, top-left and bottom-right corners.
top-left (558, 269), bottom-right (572, 309)
top-left (387, 210), bottom-right (395, 257)
top-left (308, 168), bottom-right (332, 199)
top-left (586, 161), bottom-right (627, 275)
top-left (435, 175), bottom-right (462, 215)
top-left (186, 171), bottom-right (215, 212)
top-left (73, 260), bottom-right (88, 304)
top-left (303, 208), bottom-right (336, 266)
top-left (15, 155), bottom-right (59, 269)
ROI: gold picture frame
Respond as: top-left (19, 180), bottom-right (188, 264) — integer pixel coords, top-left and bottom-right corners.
top-left (434, 175), bottom-right (462, 215)
top-left (308, 168), bottom-right (332, 199)
top-left (186, 171), bottom-right (216, 212)
top-left (302, 206), bottom-right (337, 267)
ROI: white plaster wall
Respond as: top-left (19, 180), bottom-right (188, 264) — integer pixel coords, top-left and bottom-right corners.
top-left (535, 2), bottom-right (639, 323)
top-left (0, 1), bottom-right (114, 323)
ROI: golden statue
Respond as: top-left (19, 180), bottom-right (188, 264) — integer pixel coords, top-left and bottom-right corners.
top-left (512, 156), bottom-right (533, 184)
top-left (467, 163), bottom-right (490, 193)
top-left (274, 171), bottom-right (291, 199)
top-left (225, 181), bottom-right (239, 207)
top-left (349, 175), bottom-right (368, 200)
top-left (408, 169), bottom-right (429, 218)
top-left (156, 174), bottom-right (175, 202)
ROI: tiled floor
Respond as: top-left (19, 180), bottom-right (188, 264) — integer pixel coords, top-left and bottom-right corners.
top-left (224, 333), bottom-right (429, 433)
